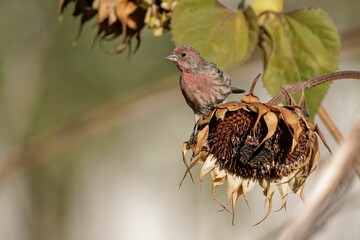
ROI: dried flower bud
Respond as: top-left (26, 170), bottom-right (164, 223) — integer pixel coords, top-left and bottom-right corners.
top-left (58, 0), bottom-right (177, 54)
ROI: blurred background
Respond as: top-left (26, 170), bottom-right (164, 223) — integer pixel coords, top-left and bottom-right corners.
top-left (0, 0), bottom-right (359, 240)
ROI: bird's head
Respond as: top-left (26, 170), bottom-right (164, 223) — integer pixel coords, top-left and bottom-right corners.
top-left (166, 45), bottom-right (204, 72)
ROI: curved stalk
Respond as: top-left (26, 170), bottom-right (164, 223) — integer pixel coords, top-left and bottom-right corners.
top-left (269, 71), bottom-right (360, 105)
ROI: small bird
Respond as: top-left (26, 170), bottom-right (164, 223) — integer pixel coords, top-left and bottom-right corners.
top-left (166, 45), bottom-right (245, 121)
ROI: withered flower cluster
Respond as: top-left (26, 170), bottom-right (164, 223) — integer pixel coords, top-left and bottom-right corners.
top-left (58, 0), bottom-right (177, 53)
top-left (182, 76), bottom-right (331, 225)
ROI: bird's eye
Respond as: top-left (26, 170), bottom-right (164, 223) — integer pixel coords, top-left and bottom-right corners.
top-left (181, 52), bottom-right (187, 57)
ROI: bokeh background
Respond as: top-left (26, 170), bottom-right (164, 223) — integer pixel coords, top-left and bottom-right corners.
top-left (0, 0), bottom-right (359, 240)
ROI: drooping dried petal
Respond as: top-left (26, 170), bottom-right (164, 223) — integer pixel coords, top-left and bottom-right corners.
top-left (210, 168), bottom-right (228, 210)
top-left (200, 156), bottom-right (216, 183)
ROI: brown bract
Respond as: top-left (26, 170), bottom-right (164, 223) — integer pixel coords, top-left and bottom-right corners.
top-left (182, 78), bottom-right (330, 225)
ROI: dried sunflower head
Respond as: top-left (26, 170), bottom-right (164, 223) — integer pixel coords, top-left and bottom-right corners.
top-left (181, 76), bottom-right (330, 225)
top-left (58, 0), bottom-right (177, 53)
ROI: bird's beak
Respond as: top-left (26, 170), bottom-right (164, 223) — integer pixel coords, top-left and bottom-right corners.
top-left (166, 53), bottom-right (178, 62)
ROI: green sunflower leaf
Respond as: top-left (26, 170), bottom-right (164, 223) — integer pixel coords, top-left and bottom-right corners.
top-left (171, 0), bottom-right (258, 69)
top-left (260, 8), bottom-right (340, 118)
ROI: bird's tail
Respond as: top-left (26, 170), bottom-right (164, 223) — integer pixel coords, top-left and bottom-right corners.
top-left (231, 87), bottom-right (246, 94)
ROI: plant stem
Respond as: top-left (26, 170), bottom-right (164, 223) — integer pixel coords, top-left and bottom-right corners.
top-left (318, 106), bottom-right (360, 176)
top-left (269, 71), bottom-right (360, 105)
top-left (318, 105), bottom-right (344, 143)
